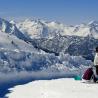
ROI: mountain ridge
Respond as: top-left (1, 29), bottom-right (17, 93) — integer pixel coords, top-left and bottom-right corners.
top-left (1, 18), bottom-right (98, 39)
top-left (16, 19), bottom-right (98, 39)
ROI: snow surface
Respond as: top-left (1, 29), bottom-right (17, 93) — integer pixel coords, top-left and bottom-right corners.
top-left (6, 78), bottom-right (98, 98)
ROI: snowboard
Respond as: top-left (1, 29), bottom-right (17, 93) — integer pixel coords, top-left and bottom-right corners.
top-left (74, 75), bottom-right (82, 80)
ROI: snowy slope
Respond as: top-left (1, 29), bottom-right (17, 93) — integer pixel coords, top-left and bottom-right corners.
top-left (17, 19), bottom-right (98, 39)
top-left (0, 31), bottom-right (35, 52)
top-left (0, 31), bottom-right (41, 72)
top-left (6, 78), bottom-right (98, 98)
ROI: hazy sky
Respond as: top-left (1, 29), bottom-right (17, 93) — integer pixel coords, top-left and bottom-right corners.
top-left (0, 0), bottom-right (98, 25)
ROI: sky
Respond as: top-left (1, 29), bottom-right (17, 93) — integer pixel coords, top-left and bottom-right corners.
top-left (0, 0), bottom-right (98, 25)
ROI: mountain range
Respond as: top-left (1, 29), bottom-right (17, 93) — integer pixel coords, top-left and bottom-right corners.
top-left (0, 18), bottom-right (97, 74)
top-left (16, 19), bottom-right (98, 39)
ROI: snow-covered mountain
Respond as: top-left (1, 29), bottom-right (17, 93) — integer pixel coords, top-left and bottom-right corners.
top-left (17, 19), bottom-right (98, 39)
top-left (15, 19), bottom-right (98, 61)
top-left (0, 31), bottom-right (91, 73)
top-left (0, 17), bottom-right (96, 75)
top-left (1, 18), bottom-right (98, 51)
top-left (31, 35), bottom-right (98, 61)
top-left (0, 18), bottom-right (28, 41)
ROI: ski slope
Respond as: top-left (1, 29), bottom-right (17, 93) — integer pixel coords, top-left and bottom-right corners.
top-left (6, 78), bottom-right (98, 98)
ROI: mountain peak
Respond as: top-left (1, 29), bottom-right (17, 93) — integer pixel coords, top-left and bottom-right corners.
top-left (88, 20), bottom-right (98, 26)
top-left (10, 20), bottom-right (15, 24)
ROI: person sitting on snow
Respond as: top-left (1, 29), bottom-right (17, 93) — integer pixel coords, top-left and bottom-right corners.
top-left (93, 46), bottom-right (98, 81)
top-left (82, 47), bottom-right (98, 82)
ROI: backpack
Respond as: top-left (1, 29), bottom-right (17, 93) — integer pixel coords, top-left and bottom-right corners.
top-left (82, 67), bottom-right (94, 80)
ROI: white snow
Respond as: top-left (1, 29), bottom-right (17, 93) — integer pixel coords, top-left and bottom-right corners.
top-left (6, 78), bottom-right (98, 98)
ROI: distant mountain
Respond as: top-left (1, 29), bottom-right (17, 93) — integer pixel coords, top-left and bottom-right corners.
top-left (31, 35), bottom-right (98, 61)
top-left (16, 19), bottom-right (98, 39)
top-left (1, 18), bottom-right (98, 41)
top-left (0, 18), bottom-right (96, 74)
top-left (0, 18), bottom-right (28, 41)
top-left (15, 19), bottom-right (98, 61)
